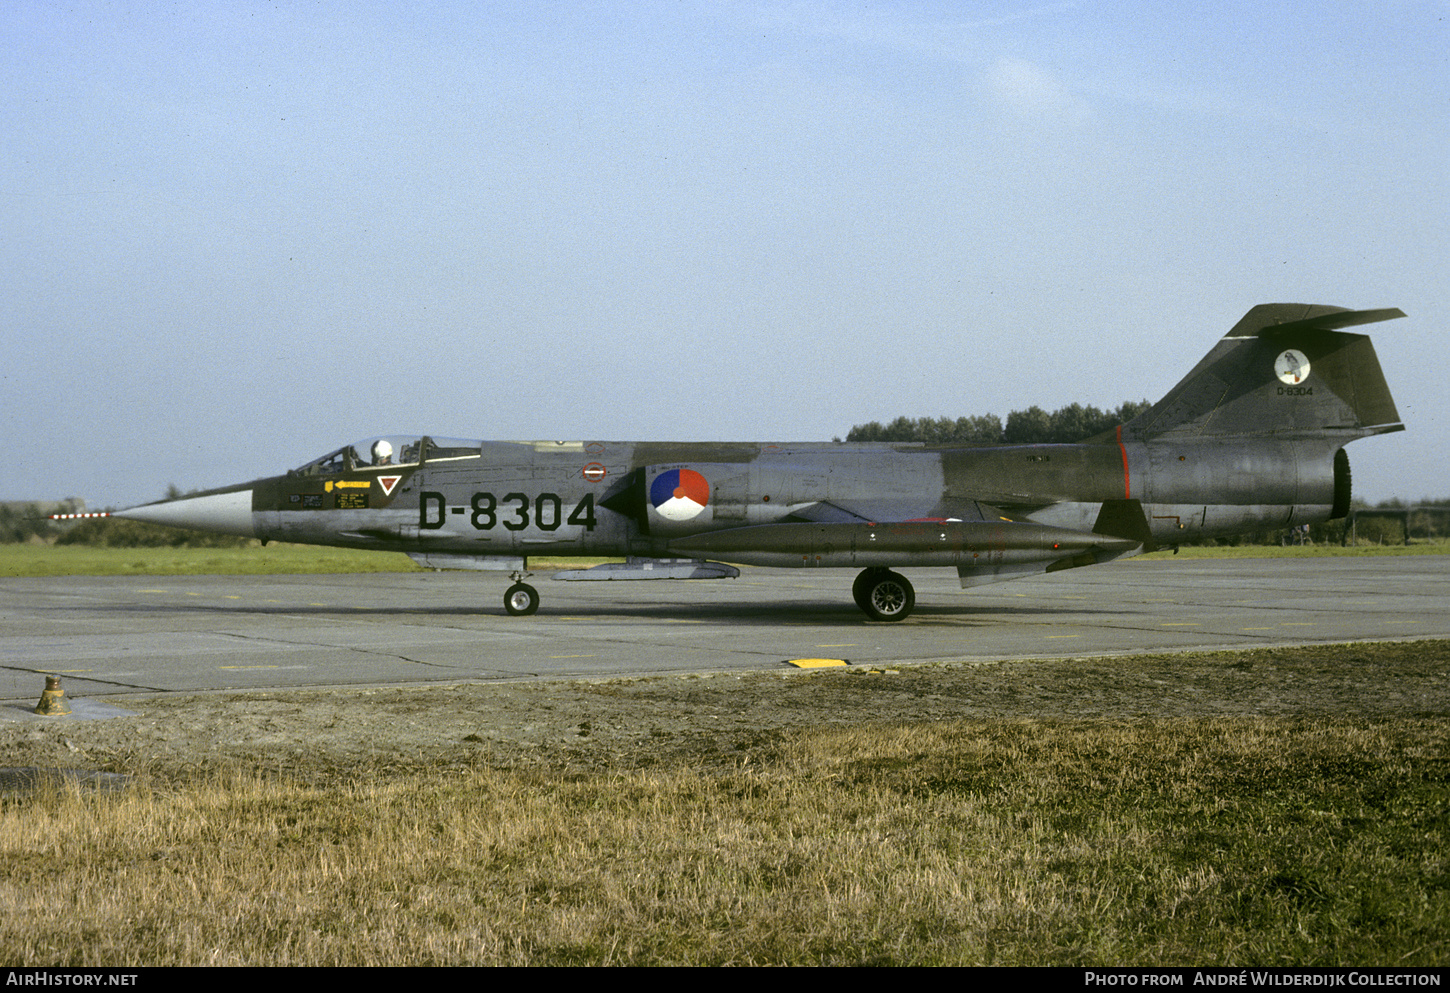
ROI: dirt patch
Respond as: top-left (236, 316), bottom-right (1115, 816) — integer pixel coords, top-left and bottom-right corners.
top-left (4, 640), bottom-right (1448, 784)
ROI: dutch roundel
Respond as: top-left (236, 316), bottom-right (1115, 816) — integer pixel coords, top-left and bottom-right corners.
top-left (650, 468), bottom-right (711, 521)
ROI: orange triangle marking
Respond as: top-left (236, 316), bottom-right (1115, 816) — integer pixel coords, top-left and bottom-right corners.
top-left (378, 475), bottom-right (403, 496)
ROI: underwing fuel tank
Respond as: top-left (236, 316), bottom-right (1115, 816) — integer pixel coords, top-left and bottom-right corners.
top-left (668, 520), bottom-right (1138, 569)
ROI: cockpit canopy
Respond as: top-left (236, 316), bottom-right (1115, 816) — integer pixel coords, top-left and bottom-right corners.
top-left (290, 436), bottom-right (482, 476)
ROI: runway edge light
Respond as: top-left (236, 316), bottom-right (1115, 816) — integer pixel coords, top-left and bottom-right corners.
top-left (34, 676), bottom-right (72, 717)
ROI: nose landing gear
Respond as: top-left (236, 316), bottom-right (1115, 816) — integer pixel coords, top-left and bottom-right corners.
top-left (504, 571), bottom-right (539, 616)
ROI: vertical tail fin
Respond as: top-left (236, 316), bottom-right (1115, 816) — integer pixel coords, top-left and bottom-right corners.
top-left (1123, 304), bottom-right (1405, 442)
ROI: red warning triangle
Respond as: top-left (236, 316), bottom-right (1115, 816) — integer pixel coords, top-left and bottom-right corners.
top-left (378, 475), bottom-right (403, 497)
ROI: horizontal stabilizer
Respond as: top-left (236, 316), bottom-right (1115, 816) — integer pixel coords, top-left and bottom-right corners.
top-left (1261, 307), bottom-right (1405, 335)
top-left (1227, 304), bottom-right (1405, 339)
top-left (552, 558), bottom-right (740, 581)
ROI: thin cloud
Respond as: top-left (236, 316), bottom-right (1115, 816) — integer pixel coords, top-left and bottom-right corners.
top-left (984, 57), bottom-right (1094, 124)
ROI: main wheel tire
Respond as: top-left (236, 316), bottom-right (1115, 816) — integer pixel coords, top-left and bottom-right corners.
top-left (851, 568), bottom-right (881, 610)
top-left (504, 582), bottom-right (540, 616)
top-left (859, 570), bottom-right (915, 622)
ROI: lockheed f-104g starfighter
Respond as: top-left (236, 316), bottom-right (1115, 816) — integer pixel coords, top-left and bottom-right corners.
top-left (106, 303), bottom-right (1406, 621)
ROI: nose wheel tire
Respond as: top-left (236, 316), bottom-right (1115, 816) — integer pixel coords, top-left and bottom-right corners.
top-left (504, 582), bottom-right (539, 616)
top-left (855, 569), bottom-right (915, 622)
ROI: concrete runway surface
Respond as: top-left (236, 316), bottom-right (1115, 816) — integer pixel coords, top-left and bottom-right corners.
top-left (2, 555), bottom-right (1447, 715)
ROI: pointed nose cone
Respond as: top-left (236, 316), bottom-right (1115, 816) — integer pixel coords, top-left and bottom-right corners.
top-left (113, 488), bottom-right (256, 538)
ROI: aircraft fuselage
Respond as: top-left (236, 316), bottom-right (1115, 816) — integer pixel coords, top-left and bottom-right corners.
top-left (190, 434), bottom-right (1346, 559)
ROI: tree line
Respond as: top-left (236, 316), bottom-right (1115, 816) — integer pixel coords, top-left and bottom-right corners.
top-left (0, 490), bottom-right (250, 547)
top-left (844, 400), bottom-right (1153, 446)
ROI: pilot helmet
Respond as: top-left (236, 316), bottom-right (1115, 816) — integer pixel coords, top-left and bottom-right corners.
top-left (371, 439), bottom-right (394, 463)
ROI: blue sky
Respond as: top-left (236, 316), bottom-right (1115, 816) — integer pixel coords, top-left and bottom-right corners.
top-left (4, 1), bottom-right (1446, 507)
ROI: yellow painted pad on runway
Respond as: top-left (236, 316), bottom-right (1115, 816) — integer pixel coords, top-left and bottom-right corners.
top-left (785, 658), bottom-right (849, 668)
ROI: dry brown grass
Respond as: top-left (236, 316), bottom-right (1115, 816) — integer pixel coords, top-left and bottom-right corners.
top-left (3, 710), bottom-right (1446, 966)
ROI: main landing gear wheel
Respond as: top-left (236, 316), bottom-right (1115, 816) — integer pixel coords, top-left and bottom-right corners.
top-left (852, 568), bottom-right (887, 611)
top-left (854, 569), bottom-right (915, 622)
top-left (504, 582), bottom-right (539, 616)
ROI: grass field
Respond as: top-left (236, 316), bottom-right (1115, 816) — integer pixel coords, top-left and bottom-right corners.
top-left (0, 543), bottom-right (423, 577)
top-left (2, 705), bottom-right (1446, 966)
top-left (2, 539), bottom-right (1445, 577)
